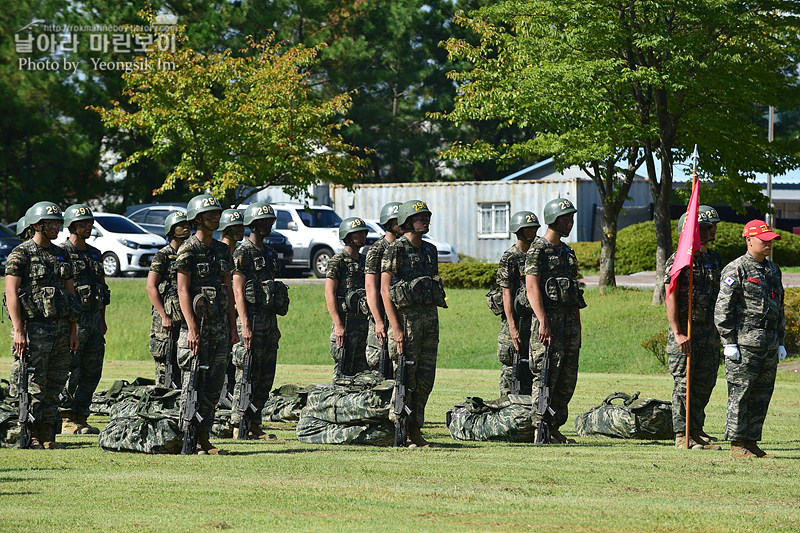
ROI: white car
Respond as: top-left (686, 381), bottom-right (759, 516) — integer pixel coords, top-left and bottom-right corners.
top-left (362, 219), bottom-right (459, 263)
top-left (58, 213), bottom-right (166, 277)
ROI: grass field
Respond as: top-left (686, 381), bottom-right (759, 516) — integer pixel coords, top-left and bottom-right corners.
top-left (1, 279), bottom-right (677, 373)
top-left (1, 359), bottom-right (799, 533)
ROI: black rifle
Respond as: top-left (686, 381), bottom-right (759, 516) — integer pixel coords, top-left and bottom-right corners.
top-left (164, 328), bottom-right (178, 389)
top-left (378, 338), bottom-right (393, 380)
top-left (336, 308), bottom-right (353, 380)
top-left (180, 294), bottom-right (210, 455)
top-left (510, 347), bottom-right (532, 396)
top-left (18, 344), bottom-right (34, 449)
top-left (236, 304), bottom-right (257, 440)
top-left (534, 342), bottom-right (555, 444)
top-left (393, 349), bottom-right (414, 447)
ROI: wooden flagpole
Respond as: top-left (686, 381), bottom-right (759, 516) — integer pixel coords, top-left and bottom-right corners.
top-left (685, 146), bottom-right (699, 449)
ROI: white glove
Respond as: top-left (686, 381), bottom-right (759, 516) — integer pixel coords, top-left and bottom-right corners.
top-left (723, 344), bottom-right (740, 362)
top-left (778, 346), bottom-right (787, 362)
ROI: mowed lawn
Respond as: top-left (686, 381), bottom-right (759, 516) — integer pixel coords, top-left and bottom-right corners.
top-left (1, 279), bottom-right (799, 532)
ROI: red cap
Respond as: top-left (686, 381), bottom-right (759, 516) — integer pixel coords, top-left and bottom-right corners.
top-left (742, 219), bottom-right (781, 241)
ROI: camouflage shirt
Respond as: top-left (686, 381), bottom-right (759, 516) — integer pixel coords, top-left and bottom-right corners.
top-left (664, 249), bottom-right (721, 329)
top-left (175, 234), bottom-right (233, 316)
top-left (326, 250), bottom-right (365, 300)
top-left (496, 245), bottom-right (526, 290)
top-left (714, 252), bottom-right (784, 349)
top-left (365, 236), bottom-right (391, 276)
top-left (381, 236), bottom-right (438, 284)
top-left (5, 239), bottom-right (73, 289)
top-left (150, 243), bottom-right (180, 298)
top-left (523, 236), bottom-right (580, 309)
top-left (61, 239), bottom-right (108, 311)
top-left (233, 239), bottom-right (279, 283)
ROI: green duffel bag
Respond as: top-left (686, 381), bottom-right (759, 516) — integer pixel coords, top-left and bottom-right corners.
top-left (98, 387), bottom-right (183, 454)
top-left (574, 391), bottom-right (673, 440)
top-left (446, 394), bottom-right (534, 442)
top-left (261, 384), bottom-right (311, 423)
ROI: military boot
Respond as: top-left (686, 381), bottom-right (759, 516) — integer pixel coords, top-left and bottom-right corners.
top-left (689, 430), bottom-right (722, 450)
top-left (698, 429), bottom-right (718, 442)
top-left (23, 426), bottom-right (44, 450)
top-left (551, 427), bottom-right (576, 444)
top-left (730, 441), bottom-right (758, 458)
top-left (73, 414), bottom-right (100, 435)
top-left (407, 422), bottom-right (433, 448)
top-left (248, 424), bottom-right (277, 441)
top-left (196, 428), bottom-right (228, 455)
top-left (745, 441), bottom-right (776, 459)
top-left (675, 433), bottom-right (704, 450)
top-left (60, 412), bottom-right (80, 434)
top-left (38, 424), bottom-right (64, 450)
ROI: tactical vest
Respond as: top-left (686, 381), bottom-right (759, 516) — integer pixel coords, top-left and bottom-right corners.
top-left (534, 239), bottom-right (585, 310)
top-left (331, 251), bottom-right (367, 316)
top-left (62, 240), bottom-right (110, 313)
top-left (179, 235), bottom-right (230, 319)
top-left (236, 240), bottom-right (289, 315)
top-left (10, 240), bottom-right (80, 321)
top-left (387, 237), bottom-right (446, 310)
top-left (153, 245), bottom-right (182, 322)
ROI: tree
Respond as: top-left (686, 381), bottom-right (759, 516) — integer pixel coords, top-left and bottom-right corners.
top-left (91, 18), bottom-right (370, 206)
top-left (437, 0), bottom-right (800, 301)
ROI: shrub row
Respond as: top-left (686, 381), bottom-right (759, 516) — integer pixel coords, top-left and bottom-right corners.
top-left (439, 262), bottom-right (497, 289)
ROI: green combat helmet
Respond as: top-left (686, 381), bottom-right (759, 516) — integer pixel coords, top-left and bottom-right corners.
top-left (186, 194), bottom-right (222, 221)
top-left (164, 211), bottom-right (187, 237)
top-left (63, 204), bottom-right (94, 231)
top-left (339, 217), bottom-right (367, 241)
top-left (379, 202), bottom-right (403, 226)
top-left (244, 202), bottom-right (276, 226)
top-left (510, 211), bottom-right (540, 234)
top-left (219, 209), bottom-right (244, 233)
top-left (397, 200), bottom-right (432, 227)
top-left (543, 198), bottom-right (577, 225)
top-left (15, 215), bottom-right (28, 238)
top-left (26, 201), bottom-right (64, 226)
top-left (699, 205), bottom-right (720, 224)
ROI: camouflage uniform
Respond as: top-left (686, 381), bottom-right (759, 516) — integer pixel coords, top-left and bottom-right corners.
top-left (230, 239), bottom-right (281, 426)
top-left (175, 235), bottom-right (233, 430)
top-left (327, 250), bottom-right (369, 379)
top-left (61, 240), bottom-right (109, 418)
top-left (524, 236), bottom-right (583, 428)
top-left (149, 244), bottom-right (182, 386)
top-left (714, 253), bottom-right (784, 442)
top-left (496, 245), bottom-right (532, 395)
top-left (382, 236), bottom-right (439, 427)
top-left (664, 249), bottom-right (721, 433)
top-left (364, 236), bottom-right (392, 370)
top-left (6, 240), bottom-right (74, 427)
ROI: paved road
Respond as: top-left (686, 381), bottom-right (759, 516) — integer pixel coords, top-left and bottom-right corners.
top-left (582, 271), bottom-right (800, 289)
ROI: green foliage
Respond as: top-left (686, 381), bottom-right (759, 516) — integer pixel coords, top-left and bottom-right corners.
top-left (784, 287), bottom-right (800, 353)
top-left (575, 221), bottom-right (800, 274)
top-left (439, 262), bottom-right (497, 289)
top-left (641, 329), bottom-right (669, 369)
top-left (91, 14), bottom-right (369, 206)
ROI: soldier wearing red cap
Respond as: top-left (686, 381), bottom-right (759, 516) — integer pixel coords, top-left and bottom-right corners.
top-left (714, 220), bottom-right (785, 459)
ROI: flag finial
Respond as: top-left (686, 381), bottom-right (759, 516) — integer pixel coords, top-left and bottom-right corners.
top-left (692, 145), bottom-right (699, 174)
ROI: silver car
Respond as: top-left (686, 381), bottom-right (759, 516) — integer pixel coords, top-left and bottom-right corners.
top-left (362, 219), bottom-right (459, 263)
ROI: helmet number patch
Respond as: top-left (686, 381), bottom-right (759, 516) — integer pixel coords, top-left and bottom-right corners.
top-left (525, 214), bottom-right (537, 223)
top-left (559, 200), bottom-right (573, 210)
top-left (202, 197), bottom-right (220, 207)
top-left (46, 205), bottom-right (61, 215)
top-left (257, 206), bottom-right (273, 215)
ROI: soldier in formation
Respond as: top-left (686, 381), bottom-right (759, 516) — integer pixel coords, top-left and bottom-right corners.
top-left (381, 200), bottom-right (445, 447)
top-left (365, 202), bottom-right (403, 374)
top-left (146, 211), bottom-right (189, 387)
top-left (230, 202), bottom-right (284, 439)
top-left (524, 197), bottom-right (585, 444)
top-left (495, 211), bottom-right (539, 395)
top-left (325, 217), bottom-right (370, 380)
top-left (219, 208), bottom-right (245, 400)
top-left (59, 205), bottom-right (111, 435)
top-left (5, 202), bottom-right (79, 449)
top-left (664, 205), bottom-right (723, 450)
top-left (715, 220), bottom-right (785, 459)
top-left (175, 194), bottom-right (238, 455)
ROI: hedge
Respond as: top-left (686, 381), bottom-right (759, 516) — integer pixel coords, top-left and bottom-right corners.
top-left (439, 262), bottom-right (497, 289)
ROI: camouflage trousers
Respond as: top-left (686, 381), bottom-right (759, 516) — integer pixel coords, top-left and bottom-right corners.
top-left (528, 307), bottom-right (581, 428)
top-left (149, 309), bottom-right (181, 387)
top-left (497, 313), bottom-right (532, 395)
top-left (365, 315), bottom-right (385, 371)
top-left (724, 346), bottom-right (777, 442)
top-left (330, 313), bottom-right (369, 380)
top-left (230, 310), bottom-right (280, 426)
top-left (667, 326), bottom-right (720, 433)
top-left (177, 315), bottom-right (230, 430)
top-left (9, 319), bottom-right (72, 425)
top-left (388, 305), bottom-right (439, 427)
top-left (63, 311), bottom-right (106, 417)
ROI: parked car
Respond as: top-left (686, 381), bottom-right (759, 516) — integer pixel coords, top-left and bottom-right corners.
top-left (0, 224), bottom-right (24, 273)
top-left (125, 202), bottom-right (293, 273)
top-left (265, 203), bottom-right (344, 277)
top-left (57, 213), bottom-right (166, 277)
top-left (362, 219), bottom-right (459, 263)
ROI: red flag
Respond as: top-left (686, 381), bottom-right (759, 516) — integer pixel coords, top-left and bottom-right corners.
top-left (667, 174), bottom-right (700, 298)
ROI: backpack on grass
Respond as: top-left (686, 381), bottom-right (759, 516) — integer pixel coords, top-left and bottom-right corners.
top-left (98, 386), bottom-right (183, 454)
top-left (574, 391), bottom-right (673, 440)
top-left (446, 394), bottom-right (534, 442)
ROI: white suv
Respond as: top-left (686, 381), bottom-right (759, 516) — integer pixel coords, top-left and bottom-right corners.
top-left (58, 213), bottom-right (166, 276)
top-left (268, 203), bottom-right (344, 277)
